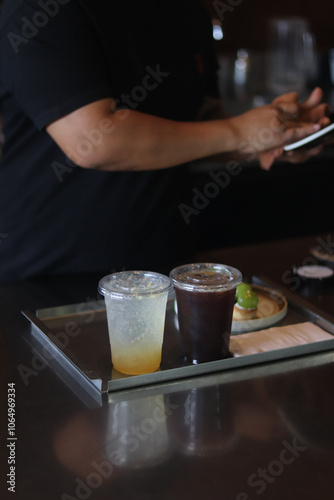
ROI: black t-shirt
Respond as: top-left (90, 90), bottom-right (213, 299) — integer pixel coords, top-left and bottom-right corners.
top-left (0, 0), bottom-right (218, 281)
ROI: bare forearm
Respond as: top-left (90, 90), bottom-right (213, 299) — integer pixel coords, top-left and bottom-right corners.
top-left (60, 108), bottom-right (239, 171)
top-left (47, 97), bottom-right (324, 172)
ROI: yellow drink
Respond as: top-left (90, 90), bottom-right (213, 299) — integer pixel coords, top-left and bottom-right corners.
top-left (112, 343), bottom-right (162, 375)
top-left (99, 271), bottom-right (172, 376)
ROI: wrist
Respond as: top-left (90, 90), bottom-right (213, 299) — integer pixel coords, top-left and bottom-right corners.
top-left (219, 116), bottom-right (241, 153)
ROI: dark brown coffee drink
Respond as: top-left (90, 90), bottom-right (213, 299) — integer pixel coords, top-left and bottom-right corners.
top-left (170, 264), bottom-right (242, 364)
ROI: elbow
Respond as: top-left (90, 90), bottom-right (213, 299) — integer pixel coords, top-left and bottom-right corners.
top-left (46, 100), bottom-right (138, 171)
top-left (50, 121), bottom-right (141, 172)
top-left (64, 140), bottom-right (127, 172)
top-left (63, 138), bottom-right (107, 170)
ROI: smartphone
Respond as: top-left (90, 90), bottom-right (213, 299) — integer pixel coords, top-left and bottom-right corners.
top-left (283, 122), bottom-right (334, 152)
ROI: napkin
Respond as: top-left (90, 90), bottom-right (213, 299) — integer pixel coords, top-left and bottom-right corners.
top-left (230, 322), bottom-right (333, 357)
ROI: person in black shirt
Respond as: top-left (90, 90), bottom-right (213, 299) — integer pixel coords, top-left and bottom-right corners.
top-left (0, 0), bottom-right (330, 281)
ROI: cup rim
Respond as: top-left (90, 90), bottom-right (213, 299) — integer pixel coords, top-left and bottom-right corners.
top-left (98, 270), bottom-right (173, 298)
top-left (169, 262), bottom-right (242, 292)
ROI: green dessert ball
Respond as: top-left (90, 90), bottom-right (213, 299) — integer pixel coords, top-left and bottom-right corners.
top-left (235, 282), bottom-right (252, 299)
top-left (237, 289), bottom-right (259, 310)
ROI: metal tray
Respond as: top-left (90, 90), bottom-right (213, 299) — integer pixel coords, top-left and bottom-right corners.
top-left (22, 276), bottom-right (334, 395)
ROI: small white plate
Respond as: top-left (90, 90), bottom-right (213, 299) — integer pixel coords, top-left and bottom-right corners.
top-left (232, 285), bottom-right (288, 334)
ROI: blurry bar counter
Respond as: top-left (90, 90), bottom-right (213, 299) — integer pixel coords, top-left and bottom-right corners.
top-left (1, 233), bottom-right (334, 499)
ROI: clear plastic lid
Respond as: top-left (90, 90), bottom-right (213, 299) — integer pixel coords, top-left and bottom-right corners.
top-left (170, 263), bottom-right (242, 292)
top-left (98, 271), bottom-right (173, 298)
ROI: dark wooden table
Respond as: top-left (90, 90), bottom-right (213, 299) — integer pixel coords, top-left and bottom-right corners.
top-left (1, 233), bottom-right (334, 500)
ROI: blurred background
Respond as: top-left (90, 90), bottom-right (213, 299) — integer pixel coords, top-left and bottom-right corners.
top-left (0, 0), bottom-right (333, 250)
top-left (203, 0), bottom-right (334, 53)
top-left (191, 0), bottom-right (334, 251)
top-left (201, 0), bottom-right (334, 108)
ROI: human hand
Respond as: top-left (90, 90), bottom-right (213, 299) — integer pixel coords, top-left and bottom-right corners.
top-left (233, 101), bottom-right (322, 169)
top-left (259, 88), bottom-right (332, 169)
top-left (273, 87), bottom-right (331, 126)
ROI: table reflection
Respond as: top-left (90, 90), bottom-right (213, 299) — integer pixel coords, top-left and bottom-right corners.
top-left (168, 385), bottom-right (237, 457)
top-left (104, 395), bottom-right (171, 469)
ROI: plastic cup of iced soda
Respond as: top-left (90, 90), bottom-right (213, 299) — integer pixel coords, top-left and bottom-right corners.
top-left (98, 271), bottom-right (173, 375)
top-left (170, 263), bottom-right (242, 364)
